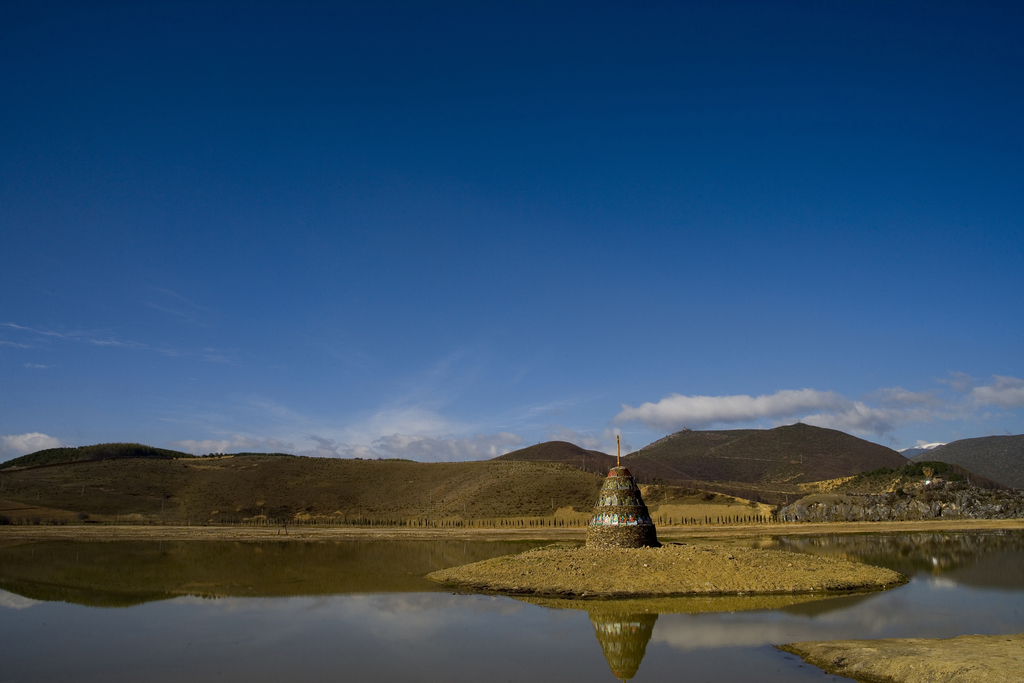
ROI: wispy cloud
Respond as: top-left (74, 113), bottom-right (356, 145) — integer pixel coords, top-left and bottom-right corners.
top-left (872, 386), bottom-right (941, 407)
top-left (22, 363), bottom-right (52, 369)
top-left (1, 322), bottom-right (232, 363)
top-left (144, 287), bottom-right (212, 327)
top-left (170, 428), bottom-right (525, 462)
top-left (939, 371), bottom-right (976, 393)
top-left (171, 435), bottom-right (295, 455)
top-left (1, 432), bottom-right (66, 457)
top-left (545, 426), bottom-right (631, 454)
top-left (304, 432), bottom-right (525, 462)
top-left (2, 322), bottom-right (180, 356)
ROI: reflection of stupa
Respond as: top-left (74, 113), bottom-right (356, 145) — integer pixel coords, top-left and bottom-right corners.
top-left (587, 436), bottom-right (659, 548)
top-left (590, 611), bottom-right (658, 681)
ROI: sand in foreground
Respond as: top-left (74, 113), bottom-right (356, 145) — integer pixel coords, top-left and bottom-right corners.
top-left (780, 633), bottom-right (1024, 683)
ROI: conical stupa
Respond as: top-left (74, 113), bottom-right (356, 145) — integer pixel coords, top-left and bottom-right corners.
top-left (586, 437), bottom-right (659, 548)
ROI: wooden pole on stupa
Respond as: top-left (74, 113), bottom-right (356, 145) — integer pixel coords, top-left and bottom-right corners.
top-left (616, 434), bottom-right (620, 467)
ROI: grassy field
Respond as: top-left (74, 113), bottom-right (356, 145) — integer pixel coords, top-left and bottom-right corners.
top-left (0, 456), bottom-right (607, 526)
top-left (0, 454), bottom-right (787, 529)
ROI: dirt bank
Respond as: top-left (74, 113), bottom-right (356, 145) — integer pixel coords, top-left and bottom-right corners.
top-left (426, 543), bottom-right (904, 597)
top-left (780, 633), bottom-right (1024, 682)
top-left (518, 592), bottom-right (846, 614)
top-left (0, 518), bottom-right (1020, 543)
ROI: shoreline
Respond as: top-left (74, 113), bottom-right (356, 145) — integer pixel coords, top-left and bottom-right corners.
top-left (0, 518), bottom-right (1021, 543)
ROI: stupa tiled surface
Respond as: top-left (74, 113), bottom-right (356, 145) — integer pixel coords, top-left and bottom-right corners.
top-left (586, 466), bottom-right (659, 548)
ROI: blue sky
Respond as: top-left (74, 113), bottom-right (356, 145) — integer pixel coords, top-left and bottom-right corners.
top-left (2, 1), bottom-right (1022, 461)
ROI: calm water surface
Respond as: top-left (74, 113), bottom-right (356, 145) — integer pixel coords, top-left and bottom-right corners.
top-left (1, 531), bottom-right (1022, 682)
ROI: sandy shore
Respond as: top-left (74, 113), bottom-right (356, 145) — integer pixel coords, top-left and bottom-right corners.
top-left (426, 544), bottom-right (904, 597)
top-left (0, 518), bottom-right (1020, 544)
top-left (780, 633), bottom-right (1024, 682)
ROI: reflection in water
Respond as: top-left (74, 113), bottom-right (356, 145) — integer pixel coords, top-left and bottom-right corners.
top-left (0, 539), bottom-right (550, 606)
top-left (590, 612), bottom-right (657, 681)
top-left (518, 593), bottom-right (852, 680)
top-left (733, 530), bottom-right (1024, 588)
top-left (0, 532), bottom-right (1022, 682)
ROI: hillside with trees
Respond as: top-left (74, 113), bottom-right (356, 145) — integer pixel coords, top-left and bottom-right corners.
top-left (912, 435), bottom-right (1024, 489)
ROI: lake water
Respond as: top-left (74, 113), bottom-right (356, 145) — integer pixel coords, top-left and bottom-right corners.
top-left (1, 531), bottom-right (1022, 682)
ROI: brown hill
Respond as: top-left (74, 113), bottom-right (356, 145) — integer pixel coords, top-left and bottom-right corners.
top-left (911, 435), bottom-right (1024, 489)
top-left (0, 442), bottom-right (192, 469)
top-left (0, 454), bottom-right (603, 525)
top-left (625, 424), bottom-right (907, 486)
top-left (494, 441), bottom-right (615, 475)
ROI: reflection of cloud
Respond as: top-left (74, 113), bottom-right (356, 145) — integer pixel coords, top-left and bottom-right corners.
top-left (0, 589), bottom-right (40, 610)
top-left (652, 579), bottom-right (1024, 651)
top-left (166, 593), bottom-right (529, 641)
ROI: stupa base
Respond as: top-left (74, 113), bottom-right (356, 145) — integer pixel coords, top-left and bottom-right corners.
top-left (586, 524), bottom-right (659, 549)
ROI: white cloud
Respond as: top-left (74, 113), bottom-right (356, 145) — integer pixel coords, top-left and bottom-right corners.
top-left (342, 407), bottom-right (469, 444)
top-left (171, 435), bottom-right (294, 455)
top-left (372, 432), bottom-right (523, 461)
top-left (546, 426), bottom-right (604, 451)
top-left (295, 432), bottom-right (523, 462)
top-left (801, 402), bottom-right (899, 435)
top-left (1, 432), bottom-right (66, 456)
top-left (939, 371), bottom-right (976, 393)
top-left (545, 426), bottom-right (632, 455)
top-left (970, 375), bottom-right (1024, 408)
top-left (22, 363), bottom-right (52, 369)
top-left (614, 389), bottom-right (849, 431)
top-left (612, 384), bottom-right (974, 438)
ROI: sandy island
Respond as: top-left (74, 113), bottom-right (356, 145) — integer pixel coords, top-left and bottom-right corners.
top-left (780, 633), bottom-right (1024, 683)
top-left (425, 543), bottom-right (904, 597)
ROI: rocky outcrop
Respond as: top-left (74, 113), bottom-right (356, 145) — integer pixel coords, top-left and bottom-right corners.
top-left (778, 479), bottom-right (1024, 523)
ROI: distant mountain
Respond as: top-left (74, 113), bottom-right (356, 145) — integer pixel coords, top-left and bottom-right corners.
top-left (899, 442), bottom-right (946, 459)
top-left (911, 435), bottom-right (1024, 489)
top-left (494, 441), bottom-right (615, 476)
top-left (624, 423), bottom-right (907, 486)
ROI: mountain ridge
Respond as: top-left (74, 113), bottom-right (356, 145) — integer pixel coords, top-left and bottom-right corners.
top-left (911, 435), bottom-right (1024, 489)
